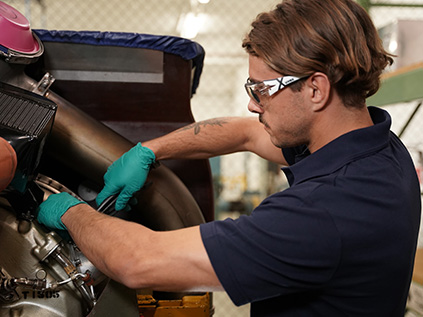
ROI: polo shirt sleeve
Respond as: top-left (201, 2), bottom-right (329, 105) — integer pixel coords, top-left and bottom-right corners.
top-left (200, 186), bottom-right (341, 306)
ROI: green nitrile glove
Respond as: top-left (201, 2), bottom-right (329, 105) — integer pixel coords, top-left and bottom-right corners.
top-left (96, 143), bottom-right (156, 211)
top-left (37, 192), bottom-right (86, 230)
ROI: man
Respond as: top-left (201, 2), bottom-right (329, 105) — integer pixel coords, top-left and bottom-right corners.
top-left (38, 0), bottom-right (421, 315)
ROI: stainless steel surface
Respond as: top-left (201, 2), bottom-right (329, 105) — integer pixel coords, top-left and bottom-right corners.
top-left (0, 195), bottom-right (90, 316)
top-left (0, 174), bottom-right (139, 316)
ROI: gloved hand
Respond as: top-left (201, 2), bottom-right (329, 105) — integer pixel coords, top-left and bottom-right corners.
top-left (96, 143), bottom-right (156, 211)
top-left (37, 192), bottom-right (86, 230)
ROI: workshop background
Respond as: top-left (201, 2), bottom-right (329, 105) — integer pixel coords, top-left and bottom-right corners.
top-left (4, 0), bottom-right (423, 315)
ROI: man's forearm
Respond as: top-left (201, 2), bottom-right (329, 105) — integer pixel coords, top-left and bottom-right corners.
top-left (61, 204), bottom-right (152, 285)
top-left (144, 117), bottom-right (258, 160)
top-left (144, 116), bottom-right (287, 165)
top-left (61, 204), bottom-right (221, 291)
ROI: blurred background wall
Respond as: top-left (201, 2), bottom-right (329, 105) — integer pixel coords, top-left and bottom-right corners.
top-left (3, 0), bottom-right (423, 315)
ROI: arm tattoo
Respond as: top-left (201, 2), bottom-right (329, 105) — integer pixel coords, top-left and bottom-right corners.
top-left (178, 118), bottom-right (228, 135)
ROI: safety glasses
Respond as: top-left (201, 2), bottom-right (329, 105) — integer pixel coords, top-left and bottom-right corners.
top-left (244, 75), bottom-right (303, 104)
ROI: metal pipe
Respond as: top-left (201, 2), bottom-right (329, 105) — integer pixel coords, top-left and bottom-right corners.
top-left (0, 62), bottom-right (205, 231)
top-left (0, 66), bottom-right (132, 184)
top-left (50, 247), bottom-right (96, 308)
top-left (10, 71), bottom-right (206, 229)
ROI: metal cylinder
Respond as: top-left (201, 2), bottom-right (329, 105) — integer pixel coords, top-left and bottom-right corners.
top-left (0, 67), bottom-right (205, 229)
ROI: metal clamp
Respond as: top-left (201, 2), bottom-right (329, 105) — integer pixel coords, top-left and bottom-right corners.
top-left (32, 73), bottom-right (55, 96)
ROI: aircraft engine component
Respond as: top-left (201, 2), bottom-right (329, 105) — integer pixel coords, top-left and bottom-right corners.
top-left (0, 174), bottom-right (138, 317)
top-left (0, 2), bottom-right (212, 315)
top-left (0, 82), bottom-right (134, 316)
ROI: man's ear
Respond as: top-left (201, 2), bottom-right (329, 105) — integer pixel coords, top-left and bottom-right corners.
top-left (306, 72), bottom-right (331, 112)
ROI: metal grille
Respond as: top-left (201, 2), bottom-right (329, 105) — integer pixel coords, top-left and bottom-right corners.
top-left (0, 87), bottom-right (55, 136)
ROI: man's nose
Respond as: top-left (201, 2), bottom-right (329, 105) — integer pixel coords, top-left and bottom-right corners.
top-left (247, 99), bottom-right (263, 114)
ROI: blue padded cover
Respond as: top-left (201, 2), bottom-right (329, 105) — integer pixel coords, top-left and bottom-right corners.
top-left (33, 30), bottom-right (205, 95)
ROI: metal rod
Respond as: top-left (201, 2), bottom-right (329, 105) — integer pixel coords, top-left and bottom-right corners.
top-left (399, 101), bottom-right (422, 138)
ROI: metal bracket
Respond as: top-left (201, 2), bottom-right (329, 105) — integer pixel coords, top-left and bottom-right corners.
top-left (32, 73), bottom-right (55, 96)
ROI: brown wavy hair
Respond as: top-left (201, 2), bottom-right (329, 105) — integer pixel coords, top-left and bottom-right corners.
top-left (242, 0), bottom-right (394, 107)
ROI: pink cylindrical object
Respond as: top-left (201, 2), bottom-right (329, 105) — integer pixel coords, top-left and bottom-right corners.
top-left (0, 1), bottom-right (40, 53)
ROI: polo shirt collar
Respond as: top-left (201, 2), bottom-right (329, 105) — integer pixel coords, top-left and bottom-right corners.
top-left (282, 107), bottom-right (392, 186)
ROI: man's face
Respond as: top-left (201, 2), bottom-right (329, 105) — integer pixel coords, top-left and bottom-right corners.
top-left (247, 55), bottom-right (312, 149)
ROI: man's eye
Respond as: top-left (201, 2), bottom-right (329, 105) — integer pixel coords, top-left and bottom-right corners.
top-left (257, 86), bottom-right (270, 94)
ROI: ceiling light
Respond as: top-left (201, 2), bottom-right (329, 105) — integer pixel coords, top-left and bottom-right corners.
top-left (177, 12), bottom-right (205, 39)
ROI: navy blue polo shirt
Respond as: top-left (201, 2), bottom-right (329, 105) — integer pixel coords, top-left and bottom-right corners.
top-left (200, 107), bottom-right (421, 316)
